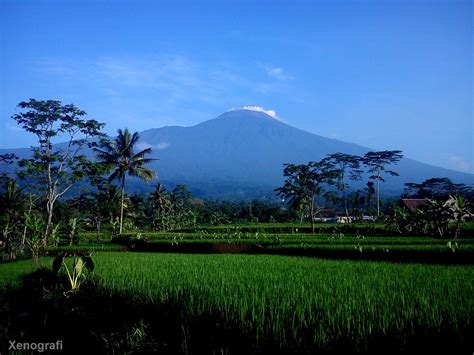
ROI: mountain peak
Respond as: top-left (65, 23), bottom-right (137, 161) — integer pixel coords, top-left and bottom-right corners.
top-left (226, 106), bottom-right (279, 120)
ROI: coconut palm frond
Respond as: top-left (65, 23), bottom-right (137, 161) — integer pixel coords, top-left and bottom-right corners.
top-left (94, 128), bottom-right (157, 234)
top-left (108, 168), bottom-right (122, 182)
top-left (131, 148), bottom-right (153, 160)
top-left (133, 157), bottom-right (157, 166)
top-left (129, 167), bottom-right (156, 181)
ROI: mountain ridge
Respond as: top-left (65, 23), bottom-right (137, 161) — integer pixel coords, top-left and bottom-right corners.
top-left (1, 109), bottom-right (472, 198)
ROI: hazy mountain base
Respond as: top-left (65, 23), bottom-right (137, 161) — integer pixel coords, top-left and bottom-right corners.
top-left (1, 109), bottom-right (472, 199)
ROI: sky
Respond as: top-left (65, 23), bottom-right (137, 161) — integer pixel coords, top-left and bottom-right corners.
top-left (0, 0), bottom-right (472, 173)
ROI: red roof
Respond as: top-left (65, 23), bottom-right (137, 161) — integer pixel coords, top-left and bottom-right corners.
top-left (401, 199), bottom-right (429, 211)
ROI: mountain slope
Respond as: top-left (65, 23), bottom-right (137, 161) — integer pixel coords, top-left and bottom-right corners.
top-left (139, 110), bottom-right (366, 184)
top-left (1, 109), bottom-right (472, 198)
top-left (137, 109), bottom-right (473, 192)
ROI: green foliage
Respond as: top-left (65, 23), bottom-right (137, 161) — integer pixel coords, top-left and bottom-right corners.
top-left (50, 223), bottom-right (61, 247)
top-left (149, 184), bottom-right (197, 231)
top-left (362, 150), bottom-right (403, 216)
top-left (53, 253), bottom-right (94, 294)
top-left (95, 128), bottom-right (157, 234)
top-left (88, 252), bottom-right (474, 352)
top-left (445, 195), bottom-right (472, 237)
top-left (275, 159), bottom-right (337, 231)
top-left (12, 99), bottom-right (106, 246)
top-left (93, 319), bottom-right (152, 352)
top-left (72, 171), bottom-right (120, 241)
top-left (209, 210), bottom-right (230, 225)
top-left (325, 153), bottom-right (362, 217)
top-left (110, 216), bottom-right (120, 237)
top-left (24, 211), bottom-right (45, 260)
top-left (0, 178), bottom-right (29, 260)
top-left (387, 195), bottom-right (472, 238)
top-left (404, 177), bottom-right (473, 200)
top-left (1, 250), bottom-right (473, 352)
top-left (67, 217), bottom-right (79, 246)
top-left (0, 258), bottom-right (52, 290)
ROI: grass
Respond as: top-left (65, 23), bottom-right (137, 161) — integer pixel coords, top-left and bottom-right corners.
top-left (58, 227), bottom-right (474, 264)
top-left (1, 252), bottom-right (472, 352)
top-left (3, 222), bottom-right (474, 352)
top-left (47, 243), bottom-right (127, 252)
top-left (87, 252), bottom-right (474, 352)
top-left (0, 258), bottom-right (51, 290)
top-left (124, 231), bottom-right (474, 245)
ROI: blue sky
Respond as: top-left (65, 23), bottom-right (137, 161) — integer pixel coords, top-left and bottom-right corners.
top-left (1, 0), bottom-right (472, 173)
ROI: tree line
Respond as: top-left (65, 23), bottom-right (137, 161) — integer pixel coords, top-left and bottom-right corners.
top-left (1, 99), bottom-right (472, 260)
top-left (0, 99), bottom-right (293, 259)
top-left (275, 150), bottom-right (404, 232)
top-left (0, 100), bottom-right (158, 258)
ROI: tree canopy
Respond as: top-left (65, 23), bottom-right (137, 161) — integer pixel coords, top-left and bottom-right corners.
top-left (12, 99), bottom-right (105, 245)
top-left (95, 128), bottom-right (157, 234)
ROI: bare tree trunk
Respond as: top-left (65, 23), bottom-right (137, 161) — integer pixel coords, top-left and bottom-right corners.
top-left (341, 172), bottom-right (350, 220)
top-left (21, 194), bottom-right (34, 250)
top-left (120, 175), bottom-right (125, 234)
top-left (310, 196), bottom-right (315, 234)
top-left (69, 230), bottom-right (75, 246)
top-left (96, 218), bottom-right (101, 242)
top-left (44, 197), bottom-right (54, 246)
top-left (344, 189), bottom-right (350, 220)
top-left (376, 176), bottom-right (380, 218)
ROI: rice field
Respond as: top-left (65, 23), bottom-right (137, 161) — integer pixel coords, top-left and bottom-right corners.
top-left (0, 258), bottom-right (51, 290)
top-left (87, 252), bottom-right (474, 352)
top-left (1, 251), bottom-right (473, 352)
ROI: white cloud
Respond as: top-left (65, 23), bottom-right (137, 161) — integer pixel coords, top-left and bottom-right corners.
top-left (449, 155), bottom-right (472, 172)
top-left (243, 106), bottom-right (278, 119)
top-left (137, 141), bottom-right (170, 151)
top-left (229, 106), bottom-right (280, 120)
top-left (263, 65), bottom-right (294, 81)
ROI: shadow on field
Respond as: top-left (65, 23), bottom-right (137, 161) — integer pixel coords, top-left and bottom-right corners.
top-left (0, 268), bottom-right (254, 354)
top-left (0, 268), bottom-right (472, 354)
top-left (124, 240), bottom-right (474, 265)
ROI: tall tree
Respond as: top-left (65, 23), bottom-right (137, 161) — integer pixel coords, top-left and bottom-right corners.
top-left (149, 184), bottom-right (173, 231)
top-left (150, 184), bottom-right (171, 214)
top-left (275, 163), bottom-right (313, 226)
top-left (171, 184), bottom-right (193, 211)
top-left (13, 99), bottom-right (105, 245)
top-left (275, 160), bottom-right (336, 232)
top-left (404, 177), bottom-right (472, 200)
top-left (364, 181), bottom-right (376, 216)
top-left (325, 153), bottom-right (362, 219)
top-left (74, 171), bottom-right (118, 241)
top-left (362, 150), bottom-right (403, 217)
top-left (94, 128), bottom-right (157, 234)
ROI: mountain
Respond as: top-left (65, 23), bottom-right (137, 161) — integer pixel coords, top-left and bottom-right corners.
top-left (1, 108), bottom-right (473, 198)
top-left (137, 109), bottom-right (472, 195)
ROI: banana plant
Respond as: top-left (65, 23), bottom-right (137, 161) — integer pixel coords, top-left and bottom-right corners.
top-left (50, 223), bottom-right (61, 247)
top-left (53, 253), bottom-right (94, 295)
top-left (444, 195), bottom-right (472, 238)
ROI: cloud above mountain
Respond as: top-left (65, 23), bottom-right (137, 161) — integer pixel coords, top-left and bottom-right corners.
top-left (229, 106), bottom-right (279, 120)
top-left (137, 141), bottom-right (170, 151)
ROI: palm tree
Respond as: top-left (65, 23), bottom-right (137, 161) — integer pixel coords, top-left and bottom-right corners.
top-left (95, 128), bottom-right (157, 234)
top-left (150, 183), bottom-right (170, 215)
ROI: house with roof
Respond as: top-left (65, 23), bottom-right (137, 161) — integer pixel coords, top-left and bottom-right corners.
top-left (399, 198), bottom-right (430, 211)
